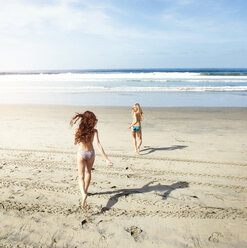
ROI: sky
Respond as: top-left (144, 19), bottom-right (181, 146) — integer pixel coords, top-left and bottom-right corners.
top-left (0, 0), bottom-right (246, 70)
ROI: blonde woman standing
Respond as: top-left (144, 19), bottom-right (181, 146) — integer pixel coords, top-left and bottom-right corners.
top-left (128, 103), bottom-right (144, 154)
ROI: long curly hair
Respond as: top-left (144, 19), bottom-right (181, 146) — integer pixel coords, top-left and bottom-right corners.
top-left (70, 111), bottom-right (98, 145)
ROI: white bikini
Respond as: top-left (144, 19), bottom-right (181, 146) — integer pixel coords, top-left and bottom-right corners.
top-left (78, 150), bottom-right (95, 160)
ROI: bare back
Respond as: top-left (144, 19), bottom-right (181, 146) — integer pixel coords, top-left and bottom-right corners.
top-left (78, 129), bottom-right (96, 150)
top-left (132, 112), bottom-right (141, 127)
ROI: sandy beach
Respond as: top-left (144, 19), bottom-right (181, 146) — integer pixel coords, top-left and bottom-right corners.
top-left (0, 104), bottom-right (247, 247)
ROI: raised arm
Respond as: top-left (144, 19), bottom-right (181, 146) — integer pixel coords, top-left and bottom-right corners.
top-left (94, 129), bottom-right (113, 166)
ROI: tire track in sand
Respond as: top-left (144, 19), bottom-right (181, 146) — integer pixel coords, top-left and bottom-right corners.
top-left (0, 199), bottom-right (246, 220)
top-left (0, 147), bottom-right (247, 167)
top-left (1, 158), bottom-right (247, 182)
top-left (1, 159), bottom-right (246, 192)
top-left (1, 178), bottom-right (247, 220)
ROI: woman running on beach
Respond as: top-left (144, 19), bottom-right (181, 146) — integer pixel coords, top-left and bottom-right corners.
top-left (70, 111), bottom-right (113, 209)
top-left (128, 103), bottom-right (144, 154)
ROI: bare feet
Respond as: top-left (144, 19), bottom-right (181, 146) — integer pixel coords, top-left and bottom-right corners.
top-left (81, 193), bottom-right (88, 209)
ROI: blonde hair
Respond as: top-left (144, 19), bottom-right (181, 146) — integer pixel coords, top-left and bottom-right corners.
top-left (133, 103), bottom-right (144, 121)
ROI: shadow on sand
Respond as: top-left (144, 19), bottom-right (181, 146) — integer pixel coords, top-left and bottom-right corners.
top-left (140, 145), bottom-right (188, 155)
top-left (90, 181), bottom-right (189, 214)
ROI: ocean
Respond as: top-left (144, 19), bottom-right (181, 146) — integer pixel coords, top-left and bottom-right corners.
top-left (0, 68), bottom-right (247, 107)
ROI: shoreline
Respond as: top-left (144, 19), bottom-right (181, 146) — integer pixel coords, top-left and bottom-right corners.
top-left (1, 91), bottom-right (247, 108)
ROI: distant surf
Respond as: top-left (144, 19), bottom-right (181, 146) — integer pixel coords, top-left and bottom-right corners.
top-left (0, 68), bottom-right (247, 107)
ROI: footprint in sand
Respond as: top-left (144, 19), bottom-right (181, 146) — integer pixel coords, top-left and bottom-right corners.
top-left (208, 232), bottom-right (224, 243)
top-left (125, 226), bottom-right (143, 241)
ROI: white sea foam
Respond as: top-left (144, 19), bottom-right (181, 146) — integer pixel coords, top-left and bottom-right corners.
top-left (1, 72), bottom-right (247, 82)
top-left (0, 72), bottom-right (247, 94)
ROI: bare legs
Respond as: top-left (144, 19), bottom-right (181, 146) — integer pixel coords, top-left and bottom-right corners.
top-left (77, 154), bottom-right (95, 209)
top-left (136, 129), bottom-right (142, 153)
top-left (131, 130), bottom-right (138, 153)
top-left (131, 129), bottom-right (142, 154)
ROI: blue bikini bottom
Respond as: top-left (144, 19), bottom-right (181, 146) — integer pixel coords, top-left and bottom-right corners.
top-left (132, 126), bottom-right (140, 131)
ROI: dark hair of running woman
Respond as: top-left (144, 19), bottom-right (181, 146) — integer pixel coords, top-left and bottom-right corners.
top-left (128, 103), bottom-right (144, 154)
top-left (70, 111), bottom-right (113, 209)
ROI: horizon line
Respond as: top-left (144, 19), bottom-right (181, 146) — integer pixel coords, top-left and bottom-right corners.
top-left (1, 67), bottom-right (247, 73)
